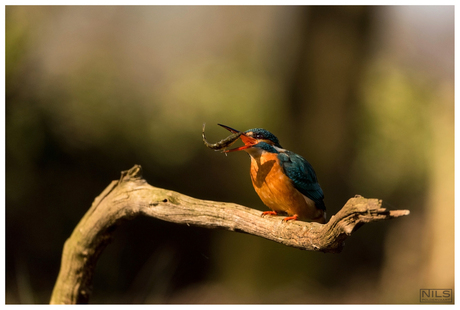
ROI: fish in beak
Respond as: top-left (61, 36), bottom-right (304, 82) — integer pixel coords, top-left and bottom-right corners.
top-left (218, 124), bottom-right (258, 152)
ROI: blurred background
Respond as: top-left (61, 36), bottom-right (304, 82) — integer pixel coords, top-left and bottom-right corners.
top-left (5, 5), bottom-right (454, 304)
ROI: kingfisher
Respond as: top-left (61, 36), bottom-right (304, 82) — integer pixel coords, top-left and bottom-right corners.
top-left (219, 124), bottom-right (326, 224)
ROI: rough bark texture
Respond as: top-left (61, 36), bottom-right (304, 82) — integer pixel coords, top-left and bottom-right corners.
top-left (50, 165), bottom-right (410, 304)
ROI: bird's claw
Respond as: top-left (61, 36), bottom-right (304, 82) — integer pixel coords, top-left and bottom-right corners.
top-left (282, 214), bottom-right (298, 222)
top-left (261, 211), bottom-right (278, 218)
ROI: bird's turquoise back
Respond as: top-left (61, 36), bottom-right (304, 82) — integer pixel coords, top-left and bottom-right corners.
top-left (277, 151), bottom-right (326, 211)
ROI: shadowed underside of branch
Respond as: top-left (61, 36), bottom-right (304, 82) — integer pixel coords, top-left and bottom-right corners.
top-left (50, 165), bottom-right (409, 304)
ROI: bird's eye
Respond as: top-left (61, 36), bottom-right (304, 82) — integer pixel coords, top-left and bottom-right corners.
top-left (255, 134), bottom-right (263, 139)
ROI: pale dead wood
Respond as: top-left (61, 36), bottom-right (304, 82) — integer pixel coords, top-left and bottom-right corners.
top-left (50, 165), bottom-right (409, 304)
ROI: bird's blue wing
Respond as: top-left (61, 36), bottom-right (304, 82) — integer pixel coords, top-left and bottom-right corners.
top-left (278, 151), bottom-right (326, 210)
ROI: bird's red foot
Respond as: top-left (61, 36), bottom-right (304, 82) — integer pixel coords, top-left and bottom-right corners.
top-left (282, 214), bottom-right (298, 222)
top-left (261, 211), bottom-right (278, 217)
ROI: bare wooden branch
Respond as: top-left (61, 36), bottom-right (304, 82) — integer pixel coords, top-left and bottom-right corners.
top-left (50, 165), bottom-right (409, 304)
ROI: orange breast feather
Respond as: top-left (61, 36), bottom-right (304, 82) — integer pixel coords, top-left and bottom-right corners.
top-left (249, 153), bottom-right (316, 219)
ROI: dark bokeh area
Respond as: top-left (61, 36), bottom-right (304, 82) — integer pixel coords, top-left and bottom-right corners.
top-left (5, 6), bottom-right (454, 304)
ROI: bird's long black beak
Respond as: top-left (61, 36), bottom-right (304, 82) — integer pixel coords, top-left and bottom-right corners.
top-left (218, 124), bottom-right (240, 134)
top-left (218, 124), bottom-right (258, 152)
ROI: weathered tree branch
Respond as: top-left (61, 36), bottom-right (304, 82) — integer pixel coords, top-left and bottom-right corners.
top-left (50, 165), bottom-right (409, 304)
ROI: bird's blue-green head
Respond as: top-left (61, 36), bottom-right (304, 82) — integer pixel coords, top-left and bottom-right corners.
top-left (243, 128), bottom-right (282, 148)
top-left (217, 124), bottom-right (283, 153)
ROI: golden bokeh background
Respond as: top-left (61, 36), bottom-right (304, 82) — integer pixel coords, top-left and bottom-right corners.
top-left (6, 6), bottom-right (454, 304)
